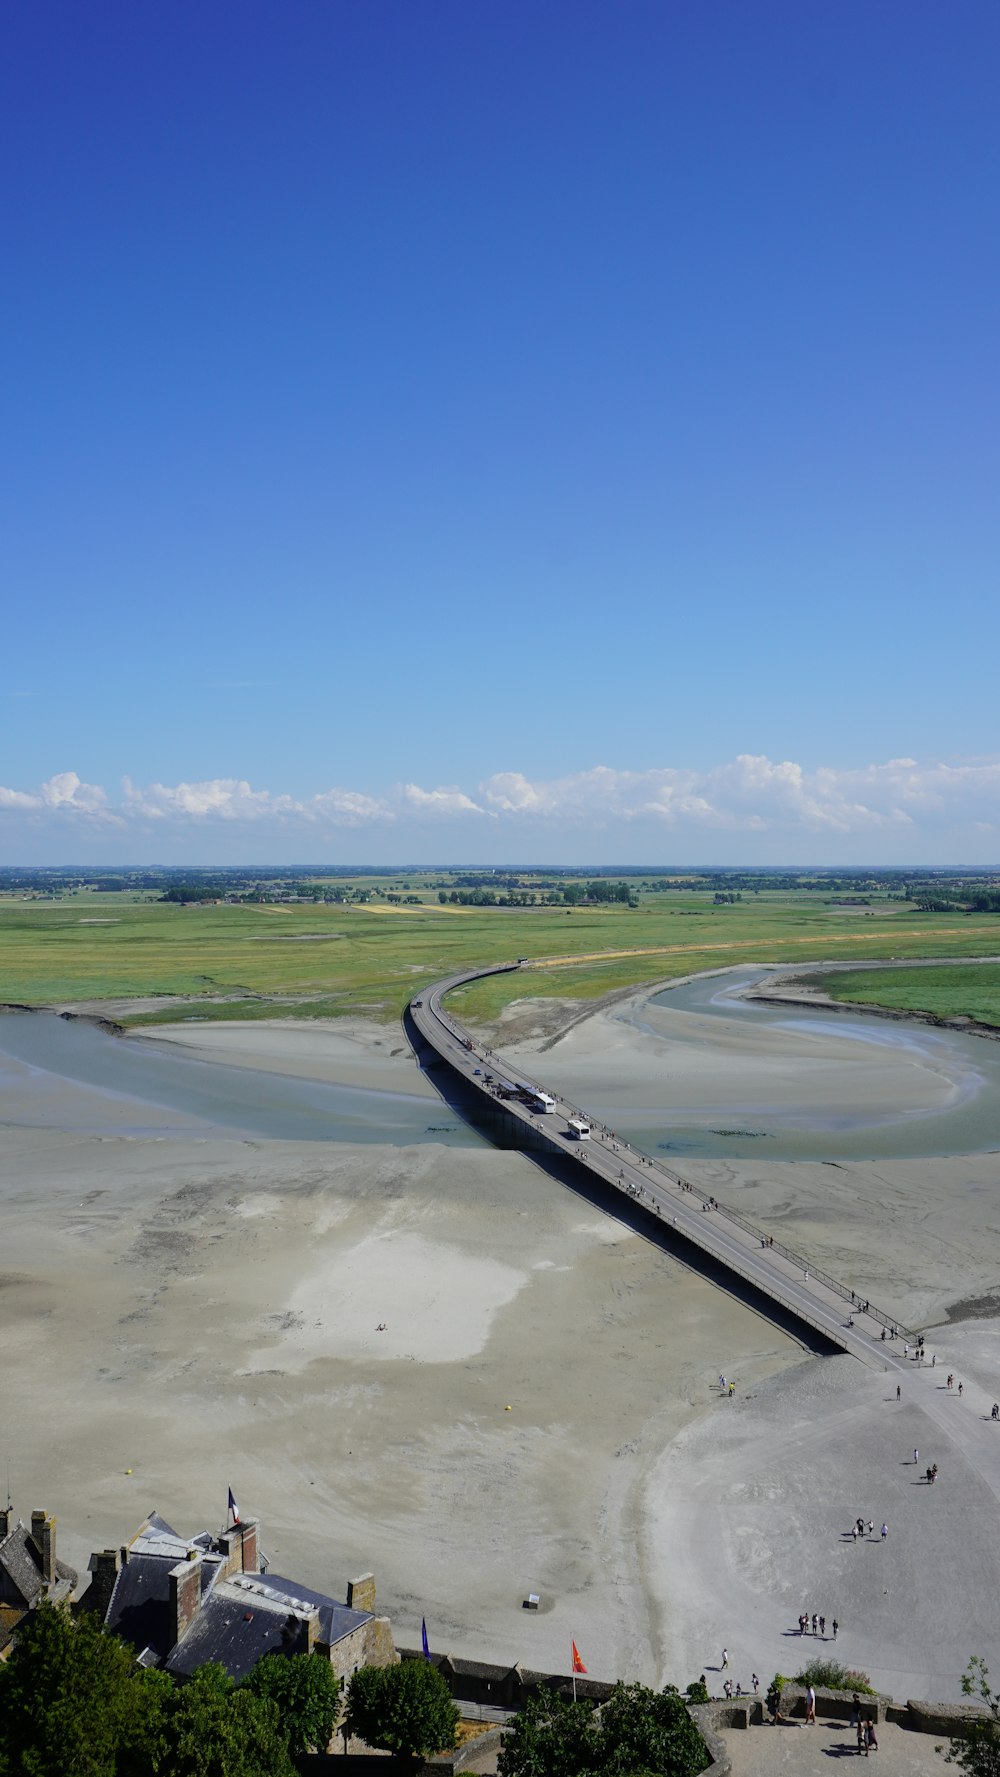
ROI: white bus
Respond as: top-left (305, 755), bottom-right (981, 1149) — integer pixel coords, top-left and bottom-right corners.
top-left (566, 1118), bottom-right (591, 1140)
top-left (526, 1090), bottom-right (556, 1114)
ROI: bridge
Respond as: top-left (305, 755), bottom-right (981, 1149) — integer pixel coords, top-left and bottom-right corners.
top-left (408, 961), bottom-right (918, 1371)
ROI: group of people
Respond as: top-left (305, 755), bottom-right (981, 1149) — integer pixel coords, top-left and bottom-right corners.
top-left (849, 1518), bottom-right (888, 1542)
top-left (766, 1682), bottom-right (879, 1751)
top-left (851, 1696), bottom-right (879, 1755)
top-left (722, 1674), bottom-right (759, 1700)
top-left (797, 1611), bottom-right (839, 1637)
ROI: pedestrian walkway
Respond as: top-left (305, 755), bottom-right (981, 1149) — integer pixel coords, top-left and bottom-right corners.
top-left (721, 1719), bottom-right (948, 1777)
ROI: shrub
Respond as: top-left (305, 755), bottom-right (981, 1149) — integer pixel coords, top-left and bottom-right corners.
top-left (793, 1658), bottom-right (875, 1694)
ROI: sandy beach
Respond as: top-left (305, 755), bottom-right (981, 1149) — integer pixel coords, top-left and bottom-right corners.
top-left (3, 978), bottom-right (1000, 1701)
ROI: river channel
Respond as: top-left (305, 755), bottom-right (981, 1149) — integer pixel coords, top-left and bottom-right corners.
top-left (601, 966), bottom-right (1000, 1162)
top-left (0, 1011), bottom-right (479, 1146)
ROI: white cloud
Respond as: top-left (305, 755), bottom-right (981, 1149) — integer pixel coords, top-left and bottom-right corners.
top-left (0, 771), bottom-right (119, 820)
top-left (398, 783), bottom-right (490, 818)
top-left (479, 756), bottom-right (1000, 833)
top-left (1, 757), bottom-right (999, 841)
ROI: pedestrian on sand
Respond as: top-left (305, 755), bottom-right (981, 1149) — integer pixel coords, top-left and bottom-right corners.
top-left (752, 1673), bottom-right (760, 1694)
top-left (852, 1525), bottom-right (858, 1543)
top-left (867, 1519), bottom-right (874, 1537)
top-left (721, 1648), bottom-right (728, 1669)
top-left (959, 1382), bottom-right (964, 1396)
top-left (832, 1618), bottom-right (839, 1638)
top-left (914, 1448), bottom-right (919, 1465)
top-left (896, 1385), bottom-right (901, 1401)
top-left (819, 1615), bottom-right (826, 1637)
top-left (881, 1522), bottom-right (888, 1539)
top-left (812, 1613), bottom-right (818, 1634)
top-left (992, 1404), bottom-right (999, 1421)
top-left (723, 1678), bottom-right (732, 1700)
top-left (806, 1684), bottom-right (816, 1724)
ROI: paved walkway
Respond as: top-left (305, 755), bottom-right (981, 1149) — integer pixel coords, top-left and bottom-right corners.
top-left (722, 1720), bottom-right (950, 1777)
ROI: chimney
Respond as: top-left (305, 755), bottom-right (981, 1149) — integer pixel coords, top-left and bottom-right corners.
top-left (169, 1554), bottom-right (202, 1646)
top-left (347, 1573), bottom-right (376, 1613)
top-left (86, 1548), bottom-right (121, 1618)
top-left (217, 1519), bottom-right (259, 1578)
top-left (30, 1511), bottom-right (56, 1586)
top-left (0, 1507), bottom-right (9, 1540)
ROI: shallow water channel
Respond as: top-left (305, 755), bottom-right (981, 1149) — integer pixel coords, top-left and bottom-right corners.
top-left (605, 967), bottom-right (1000, 1162)
top-left (0, 1012), bottom-right (480, 1146)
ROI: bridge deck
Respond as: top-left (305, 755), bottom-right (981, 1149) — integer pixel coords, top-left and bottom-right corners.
top-left (409, 962), bottom-right (915, 1370)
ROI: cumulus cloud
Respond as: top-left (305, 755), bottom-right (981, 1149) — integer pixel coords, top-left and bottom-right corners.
top-left (1, 757), bottom-right (1000, 839)
top-left (398, 783), bottom-right (490, 818)
top-left (0, 771), bottom-right (118, 820)
top-left (478, 755), bottom-right (1000, 832)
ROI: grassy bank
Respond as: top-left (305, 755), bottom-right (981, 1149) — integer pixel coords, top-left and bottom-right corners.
top-left (800, 961), bottom-right (1000, 1030)
top-left (3, 890), bottom-right (1000, 1026)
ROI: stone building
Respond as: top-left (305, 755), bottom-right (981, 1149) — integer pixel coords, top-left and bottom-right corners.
top-left (78, 1509), bottom-right (395, 1686)
top-left (0, 1506), bottom-right (77, 1657)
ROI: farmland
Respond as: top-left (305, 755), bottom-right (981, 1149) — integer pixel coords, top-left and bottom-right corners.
top-left (3, 869), bottom-right (1000, 1026)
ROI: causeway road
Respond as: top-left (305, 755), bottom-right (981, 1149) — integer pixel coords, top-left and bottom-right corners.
top-left (409, 962), bottom-right (1000, 1512)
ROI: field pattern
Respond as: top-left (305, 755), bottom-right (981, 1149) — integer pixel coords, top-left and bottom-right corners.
top-left (3, 886), bottom-right (1000, 1025)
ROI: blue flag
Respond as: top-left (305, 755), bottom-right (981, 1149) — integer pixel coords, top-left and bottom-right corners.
top-left (421, 1617), bottom-right (430, 1660)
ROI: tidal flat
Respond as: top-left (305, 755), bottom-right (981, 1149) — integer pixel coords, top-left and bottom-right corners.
top-left (3, 980), bottom-right (1000, 1700)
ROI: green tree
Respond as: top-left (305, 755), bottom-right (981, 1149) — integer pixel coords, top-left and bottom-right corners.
top-left (945, 1657), bottom-right (1000, 1777)
top-left (0, 1599), bottom-right (164, 1777)
top-left (163, 1663), bottom-right (295, 1777)
top-left (498, 1684), bottom-right (709, 1777)
top-left (345, 1660), bottom-right (459, 1761)
top-left (244, 1653), bottom-right (339, 1756)
top-left (497, 1689), bottom-right (599, 1777)
top-left (596, 1683), bottom-right (709, 1777)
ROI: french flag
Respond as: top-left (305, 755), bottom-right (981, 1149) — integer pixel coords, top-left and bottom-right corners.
top-left (228, 1487), bottom-right (240, 1525)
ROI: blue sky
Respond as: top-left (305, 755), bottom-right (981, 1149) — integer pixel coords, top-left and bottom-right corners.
top-left (2, 1), bottom-right (998, 864)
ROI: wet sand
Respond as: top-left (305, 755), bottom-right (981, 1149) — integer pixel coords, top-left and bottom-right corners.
top-left (3, 987), bottom-right (1000, 1700)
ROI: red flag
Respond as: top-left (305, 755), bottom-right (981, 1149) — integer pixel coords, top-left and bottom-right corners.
top-left (572, 1641), bottom-right (587, 1675)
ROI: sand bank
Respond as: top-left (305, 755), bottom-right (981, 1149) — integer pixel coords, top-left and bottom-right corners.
top-left (129, 1016), bottom-right (435, 1097)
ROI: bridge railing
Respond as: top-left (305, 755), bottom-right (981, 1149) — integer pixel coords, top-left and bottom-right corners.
top-left (424, 975), bottom-right (921, 1349)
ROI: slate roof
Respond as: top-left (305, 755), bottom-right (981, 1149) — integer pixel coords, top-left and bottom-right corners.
top-left (101, 1512), bottom-right (372, 1682)
top-left (0, 1525), bottom-right (44, 1607)
top-left (0, 1519), bottom-right (77, 1652)
top-left (103, 1513), bottom-right (224, 1664)
top-left (165, 1574), bottom-right (371, 1681)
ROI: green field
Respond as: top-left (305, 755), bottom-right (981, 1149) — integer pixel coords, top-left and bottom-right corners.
top-left (802, 962), bottom-right (1000, 1030)
top-left (2, 883), bottom-right (1000, 1028)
